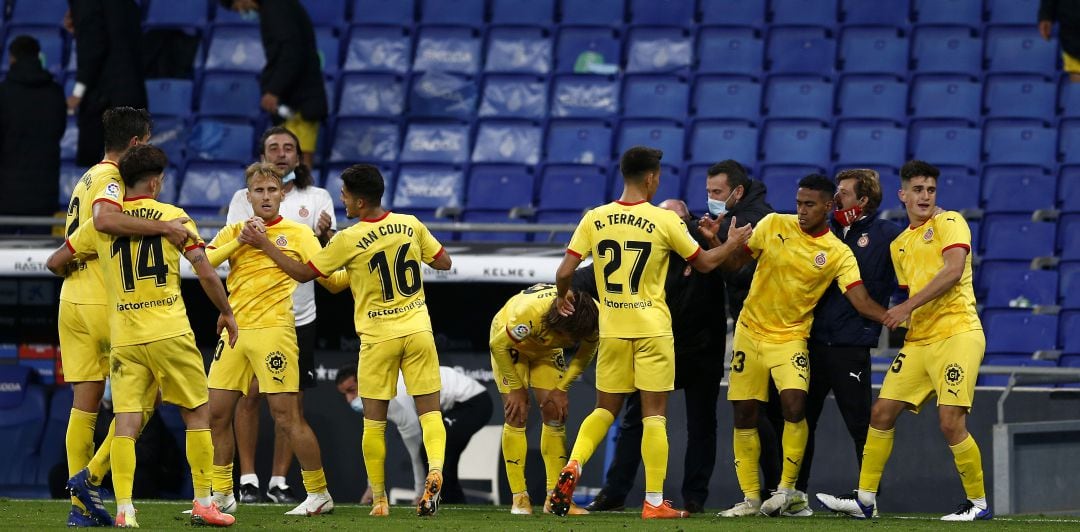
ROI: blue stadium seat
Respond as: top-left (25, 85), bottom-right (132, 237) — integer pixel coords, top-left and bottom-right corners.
top-left (766, 26), bottom-right (837, 76)
top-left (491, 0), bottom-right (555, 25)
top-left (985, 269), bottom-right (1058, 309)
top-left (400, 121), bottom-right (470, 163)
top-left (978, 355), bottom-right (1057, 386)
top-left (343, 25), bottom-right (412, 73)
top-left (1060, 215), bottom-right (1080, 260)
top-left (550, 74), bottom-right (619, 117)
top-left (982, 215), bottom-right (1056, 260)
top-left (178, 162), bottom-right (246, 214)
top-left (198, 72), bottom-right (261, 119)
top-left (2, 26), bottom-right (64, 75)
top-left (393, 164), bottom-right (465, 210)
top-left (461, 210), bottom-right (531, 242)
top-left (352, 0), bottom-right (415, 25)
top-left (763, 75), bottom-right (833, 121)
top-left (1060, 119), bottom-right (1080, 166)
top-left (700, 0), bottom-right (766, 27)
top-left (538, 165), bottom-right (608, 211)
top-left (616, 120), bottom-right (686, 165)
top-left (1059, 263), bottom-right (1080, 309)
top-left (472, 120), bottom-right (542, 165)
top-left (534, 210), bottom-right (583, 244)
top-left (212, 2), bottom-right (259, 25)
top-left (545, 119), bottom-right (613, 165)
top-left (149, 117), bottom-right (189, 167)
top-left (629, 0), bottom-right (695, 27)
top-left (935, 168), bottom-right (980, 211)
top-left (985, 25), bottom-right (1058, 76)
top-left (420, 0), bottom-right (484, 26)
top-left (697, 26), bottom-right (764, 77)
top-left (984, 312), bottom-right (1058, 355)
top-left (876, 170), bottom-right (903, 212)
top-left (338, 73), bottom-right (406, 117)
top-left (761, 166), bottom-right (814, 212)
top-left (909, 75), bottom-right (981, 123)
top-left (691, 76), bottom-right (761, 121)
top-left (145, 0), bottom-right (210, 27)
top-left (158, 165), bottom-right (180, 205)
top-left (413, 26), bottom-right (481, 74)
top-left (555, 27), bottom-right (621, 74)
top-left (626, 27), bottom-right (693, 74)
top-left (976, 261), bottom-right (1028, 299)
top-left (328, 118), bottom-right (399, 163)
top-left (986, 0), bottom-right (1041, 25)
top-left (984, 75), bottom-right (1056, 121)
top-left (839, 26), bottom-right (909, 74)
top-left (205, 27), bottom-right (265, 72)
top-left (834, 120), bottom-right (906, 168)
top-left (9, 0), bottom-right (68, 25)
top-left (984, 167), bottom-right (1049, 214)
top-left (466, 165), bottom-right (535, 210)
top-left (484, 26), bottom-right (553, 75)
top-left (186, 119), bottom-right (253, 163)
top-left (0, 366), bottom-right (46, 487)
top-left (1062, 313), bottom-right (1080, 353)
top-left (912, 0), bottom-right (981, 25)
top-left (301, 0), bottom-right (347, 28)
top-left (983, 119), bottom-right (1057, 169)
top-left (559, 0), bottom-right (625, 26)
top-left (1060, 78), bottom-right (1080, 118)
top-left (841, 0), bottom-right (910, 26)
top-left (969, 218), bottom-right (981, 251)
top-left (688, 120), bottom-right (759, 165)
top-left (37, 385), bottom-right (72, 486)
top-left (146, 79), bottom-right (194, 118)
top-left (407, 71), bottom-right (478, 120)
top-left (323, 163), bottom-right (396, 209)
top-left (682, 164), bottom-right (710, 208)
top-left (608, 164), bottom-right (683, 202)
top-left (911, 26), bottom-right (981, 76)
top-left (761, 120), bottom-right (832, 168)
top-left (60, 116), bottom-right (78, 161)
top-left (771, 0), bottom-right (837, 26)
top-left (479, 75), bottom-right (547, 119)
top-left (1059, 166), bottom-right (1080, 213)
top-left (908, 120), bottom-right (980, 170)
top-left (622, 75), bottom-right (690, 119)
top-left (836, 75), bottom-right (906, 121)
top-left (58, 163), bottom-right (82, 208)
top-left (314, 27), bottom-right (340, 75)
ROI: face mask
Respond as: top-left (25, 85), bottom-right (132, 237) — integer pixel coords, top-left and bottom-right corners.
top-left (707, 189), bottom-right (736, 217)
top-left (349, 397), bottom-right (364, 415)
top-left (281, 170), bottom-right (296, 185)
top-left (833, 204), bottom-right (863, 226)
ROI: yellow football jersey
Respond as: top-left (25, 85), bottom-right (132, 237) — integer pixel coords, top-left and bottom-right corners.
top-left (567, 200), bottom-right (701, 339)
top-left (209, 216), bottom-right (324, 329)
top-left (67, 196), bottom-right (203, 347)
top-left (308, 211), bottom-right (444, 343)
top-left (59, 161), bottom-right (124, 305)
top-left (739, 213), bottom-right (863, 342)
top-left (890, 211), bottom-right (982, 345)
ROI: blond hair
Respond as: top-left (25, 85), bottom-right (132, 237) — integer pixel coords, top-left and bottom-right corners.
top-left (244, 162), bottom-right (284, 187)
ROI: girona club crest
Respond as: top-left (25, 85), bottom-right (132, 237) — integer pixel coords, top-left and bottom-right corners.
top-left (275, 235), bottom-right (288, 247)
top-left (813, 251), bottom-right (827, 268)
top-left (923, 227), bottom-right (934, 241)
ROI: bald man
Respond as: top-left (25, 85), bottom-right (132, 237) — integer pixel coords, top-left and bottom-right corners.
top-left (578, 199), bottom-right (728, 514)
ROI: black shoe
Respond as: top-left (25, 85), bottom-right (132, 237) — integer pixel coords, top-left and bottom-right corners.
top-left (685, 500), bottom-right (705, 514)
top-left (238, 483), bottom-right (260, 504)
top-left (267, 484), bottom-right (299, 504)
top-left (584, 490), bottom-right (625, 512)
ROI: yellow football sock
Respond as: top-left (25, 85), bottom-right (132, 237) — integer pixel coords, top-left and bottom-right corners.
top-left (733, 428), bottom-right (761, 500)
top-left (857, 427), bottom-right (895, 493)
top-left (568, 408), bottom-right (615, 465)
top-left (780, 419), bottom-right (808, 489)
top-left (950, 434), bottom-right (986, 500)
top-left (540, 423), bottom-right (568, 491)
top-left (85, 418), bottom-right (115, 485)
top-left (501, 424), bottom-right (528, 494)
top-left (211, 462), bottom-right (234, 495)
top-left (419, 411), bottom-right (446, 471)
top-left (641, 416), bottom-right (668, 494)
top-left (185, 429), bottom-right (214, 500)
top-left (301, 468), bottom-right (328, 494)
top-left (362, 418), bottom-right (387, 496)
top-left (66, 409), bottom-right (97, 509)
top-left (111, 436), bottom-right (136, 506)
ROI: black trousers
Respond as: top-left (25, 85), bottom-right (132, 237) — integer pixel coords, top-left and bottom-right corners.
top-left (599, 350), bottom-right (722, 506)
top-left (438, 391), bottom-right (494, 503)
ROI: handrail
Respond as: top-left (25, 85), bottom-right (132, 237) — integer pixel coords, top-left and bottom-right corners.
top-left (0, 216), bottom-right (579, 234)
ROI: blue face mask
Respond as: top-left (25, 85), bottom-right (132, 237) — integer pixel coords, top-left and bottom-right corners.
top-left (281, 170), bottom-right (296, 185)
top-left (707, 190), bottom-right (735, 217)
top-left (349, 397), bottom-right (364, 415)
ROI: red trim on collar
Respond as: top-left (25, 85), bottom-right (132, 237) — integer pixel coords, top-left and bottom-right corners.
top-left (265, 215), bottom-right (284, 227)
top-left (614, 199), bottom-right (646, 206)
top-left (362, 211), bottom-right (391, 223)
top-left (124, 195), bottom-right (153, 201)
top-left (98, 160), bottom-right (118, 168)
top-left (804, 226), bottom-right (830, 238)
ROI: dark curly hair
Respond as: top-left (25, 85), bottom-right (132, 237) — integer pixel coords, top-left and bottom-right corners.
top-left (545, 291), bottom-right (599, 341)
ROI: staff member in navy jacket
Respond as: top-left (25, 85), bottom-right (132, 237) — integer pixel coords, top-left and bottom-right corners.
top-left (792, 169), bottom-right (902, 507)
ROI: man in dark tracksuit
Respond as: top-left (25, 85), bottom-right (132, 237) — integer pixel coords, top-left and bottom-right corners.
top-left (577, 200), bottom-right (726, 514)
top-left (791, 169), bottom-right (902, 509)
top-left (1039, 0), bottom-right (1080, 82)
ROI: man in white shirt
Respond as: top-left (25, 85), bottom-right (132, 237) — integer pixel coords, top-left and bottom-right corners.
top-left (336, 365), bottom-right (494, 504)
top-left (226, 126), bottom-right (338, 504)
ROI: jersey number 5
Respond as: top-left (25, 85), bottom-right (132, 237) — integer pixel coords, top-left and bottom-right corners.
top-left (597, 239), bottom-right (652, 294)
top-left (111, 235), bottom-right (168, 292)
top-left (368, 243), bottom-right (422, 302)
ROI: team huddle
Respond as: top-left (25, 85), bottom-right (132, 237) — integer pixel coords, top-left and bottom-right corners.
top-left (45, 107), bottom-right (990, 526)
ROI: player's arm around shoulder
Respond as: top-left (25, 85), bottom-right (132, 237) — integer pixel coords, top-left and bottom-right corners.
top-left (47, 223), bottom-right (96, 276)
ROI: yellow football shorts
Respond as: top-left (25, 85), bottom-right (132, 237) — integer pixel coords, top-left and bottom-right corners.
top-left (727, 329), bottom-right (810, 402)
top-left (1064, 52), bottom-right (1080, 74)
top-left (595, 336), bottom-right (675, 394)
top-left (58, 301), bottom-right (110, 382)
top-left (358, 331), bottom-right (441, 400)
top-left (110, 332), bottom-right (208, 413)
top-left (283, 113), bottom-right (319, 153)
top-left (490, 348), bottom-right (567, 394)
top-left (208, 326), bottom-right (299, 394)
top-left (878, 329), bottom-right (985, 413)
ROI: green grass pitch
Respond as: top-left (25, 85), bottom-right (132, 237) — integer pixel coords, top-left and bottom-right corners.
top-left (3, 499), bottom-right (1079, 530)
